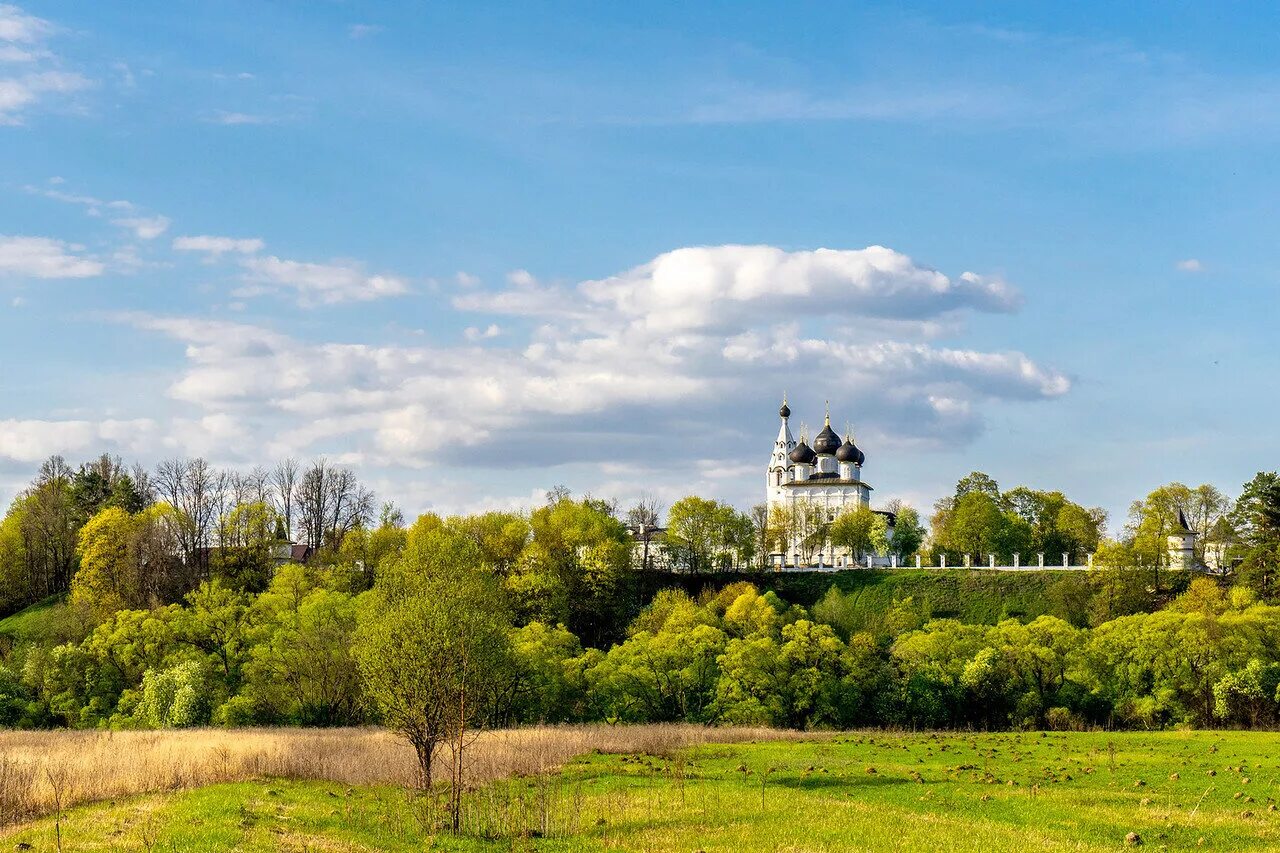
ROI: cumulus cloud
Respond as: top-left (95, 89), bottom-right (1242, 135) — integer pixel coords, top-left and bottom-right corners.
top-left (115, 245), bottom-right (1064, 469)
top-left (237, 255), bottom-right (410, 305)
top-left (0, 235), bottom-right (103, 278)
top-left (460, 245), bottom-right (1021, 337)
top-left (172, 234), bottom-right (265, 259)
top-left (1177, 258), bottom-right (1204, 272)
top-left (464, 323), bottom-right (502, 341)
top-left (0, 417), bottom-right (155, 462)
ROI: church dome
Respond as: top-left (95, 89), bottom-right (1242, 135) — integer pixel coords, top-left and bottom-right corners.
top-left (813, 422), bottom-right (841, 455)
top-left (835, 437), bottom-right (860, 463)
top-left (779, 401), bottom-right (791, 419)
top-left (789, 441), bottom-right (816, 465)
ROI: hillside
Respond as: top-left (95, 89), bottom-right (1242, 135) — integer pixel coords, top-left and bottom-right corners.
top-left (0, 596), bottom-right (71, 646)
top-left (638, 567), bottom-right (1191, 629)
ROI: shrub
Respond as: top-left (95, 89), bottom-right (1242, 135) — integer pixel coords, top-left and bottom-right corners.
top-left (135, 660), bottom-right (212, 728)
top-left (1046, 706), bottom-right (1084, 731)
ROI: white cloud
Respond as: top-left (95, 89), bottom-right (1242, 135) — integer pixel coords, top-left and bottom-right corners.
top-left (455, 271), bottom-right (481, 288)
top-left (49, 242), bottom-right (1065, 501)
top-left (173, 234), bottom-right (264, 259)
top-left (111, 215), bottom-right (170, 240)
top-left (0, 8), bottom-right (88, 121)
top-left (1177, 258), bottom-right (1204, 272)
top-left (507, 268), bottom-right (538, 288)
top-left (0, 69), bottom-right (90, 123)
top-left (0, 417), bottom-right (155, 463)
top-left (571, 245), bottom-right (1020, 334)
top-left (348, 24), bottom-right (382, 39)
top-left (238, 255), bottom-right (410, 305)
top-left (205, 110), bottom-right (277, 126)
top-left (0, 44), bottom-right (39, 63)
top-left (0, 235), bottom-right (103, 278)
top-left (0, 5), bottom-right (49, 44)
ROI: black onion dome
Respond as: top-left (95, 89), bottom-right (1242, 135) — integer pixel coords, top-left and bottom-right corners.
top-left (813, 422), bottom-right (842, 455)
top-left (779, 401), bottom-right (791, 419)
top-left (789, 441), bottom-right (816, 465)
top-left (835, 437), bottom-right (859, 463)
top-left (855, 446), bottom-right (866, 466)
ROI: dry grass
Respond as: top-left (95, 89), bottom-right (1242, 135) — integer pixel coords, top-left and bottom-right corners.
top-left (0, 724), bottom-right (802, 829)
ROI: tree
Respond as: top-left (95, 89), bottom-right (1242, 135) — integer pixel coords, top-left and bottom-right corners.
top-left (790, 500), bottom-right (831, 566)
top-left (245, 586), bottom-right (363, 725)
top-left (883, 500), bottom-right (925, 561)
top-left (154, 457), bottom-right (227, 579)
top-left (295, 459), bottom-right (374, 552)
top-left (624, 493), bottom-right (664, 571)
top-left (352, 526), bottom-right (511, 790)
top-left (829, 506), bottom-right (887, 563)
top-left (1231, 473), bottom-right (1280, 596)
top-left (271, 458), bottom-right (301, 541)
top-left (939, 492), bottom-right (1006, 562)
top-left (955, 471), bottom-right (1001, 500)
top-left (1127, 482), bottom-right (1230, 566)
top-left (69, 504), bottom-right (183, 621)
top-left (666, 496), bottom-right (727, 573)
top-left (21, 457), bottom-right (80, 601)
top-left (172, 580), bottom-right (251, 691)
top-left (522, 497), bottom-right (632, 646)
top-left (215, 500), bottom-right (282, 592)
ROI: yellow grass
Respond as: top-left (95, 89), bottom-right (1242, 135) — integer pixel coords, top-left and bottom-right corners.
top-left (0, 724), bottom-right (802, 829)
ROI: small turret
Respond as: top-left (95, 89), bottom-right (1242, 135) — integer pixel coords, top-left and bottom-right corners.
top-left (1167, 508), bottom-right (1197, 571)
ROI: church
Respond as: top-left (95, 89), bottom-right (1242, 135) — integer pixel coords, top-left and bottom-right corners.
top-left (766, 397), bottom-right (895, 568)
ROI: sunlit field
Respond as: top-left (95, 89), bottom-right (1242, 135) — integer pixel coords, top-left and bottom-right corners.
top-left (5, 728), bottom-right (1280, 851)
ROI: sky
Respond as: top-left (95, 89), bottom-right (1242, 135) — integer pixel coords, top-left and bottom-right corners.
top-left (1, 2), bottom-right (1277, 530)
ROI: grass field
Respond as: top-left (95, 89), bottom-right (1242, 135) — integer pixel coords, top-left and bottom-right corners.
top-left (5, 729), bottom-right (1280, 851)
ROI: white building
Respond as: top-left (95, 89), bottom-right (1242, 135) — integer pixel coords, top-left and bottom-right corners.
top-left (766, 397), bottom-right (893, 568)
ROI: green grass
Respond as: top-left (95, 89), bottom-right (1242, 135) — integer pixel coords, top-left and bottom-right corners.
top-left (642, 568), bottom-right (1172, 627)
top-left (7, 730), bottom-right (1280, 851)
top-left (0, 596), bottom-right (69, 645)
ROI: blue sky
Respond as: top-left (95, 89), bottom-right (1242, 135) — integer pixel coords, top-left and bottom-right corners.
top-left (1, 2), bottom-right (1276, 528)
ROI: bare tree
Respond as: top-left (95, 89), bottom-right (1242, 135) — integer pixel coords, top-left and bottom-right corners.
top-left (296, 459), bottom-right (374, 551)
top-left (271, 458), bottom-right (300, 542)
top-left (626, 493), bottom-right (664, 571)
top-left (130, 462), bottom-right (156, 507)
top-left (246, 465), bottom-right (272, 505)
top-left (154, 457), bottom-right (227, 579)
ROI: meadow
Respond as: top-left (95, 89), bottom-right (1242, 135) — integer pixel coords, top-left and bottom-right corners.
top-left (4, 728), bottom-right (1280, 851)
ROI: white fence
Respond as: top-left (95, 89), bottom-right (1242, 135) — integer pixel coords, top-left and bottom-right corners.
top-left (777, 552), bottom-right (1095, 572)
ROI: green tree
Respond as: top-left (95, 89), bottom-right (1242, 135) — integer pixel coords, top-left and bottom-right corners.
top-left (245, 586), bottom-right (363, 725)
top-left (830, 506), bottom-right (887, 563)
top-left (352, 525), bottom-right (512, 789)
top-left (215, 501), bottom-right (282, 592)
top-left (883, 501), bottom-right (925, 561)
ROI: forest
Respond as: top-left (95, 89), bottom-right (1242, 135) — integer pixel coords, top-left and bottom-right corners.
top-left (1, 452), bottom-right (1279, 759)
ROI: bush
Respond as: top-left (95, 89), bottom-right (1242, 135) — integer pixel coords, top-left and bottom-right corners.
top-left (1046, 706), bottom-right (1084, 731)
top-left (135, 661), bottom-right (212, 728)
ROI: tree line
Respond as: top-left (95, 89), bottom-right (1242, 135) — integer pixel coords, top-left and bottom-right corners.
top-left (1, 452), bottom-right (1279, 788)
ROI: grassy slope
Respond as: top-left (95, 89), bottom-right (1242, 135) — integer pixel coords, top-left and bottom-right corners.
top-left (0, 596), bottom-right (68, 645)
top-left (7, 731), bottom-right (1279, 851)
top-left (640, 568), bottom-right (1161, 628)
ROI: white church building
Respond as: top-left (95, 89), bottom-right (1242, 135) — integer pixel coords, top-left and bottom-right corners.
top-left (766, 398), bottom-right (895, 568)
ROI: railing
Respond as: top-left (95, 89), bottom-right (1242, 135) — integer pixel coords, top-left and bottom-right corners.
top-left (775, 552), bottom-right (1097, 572)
